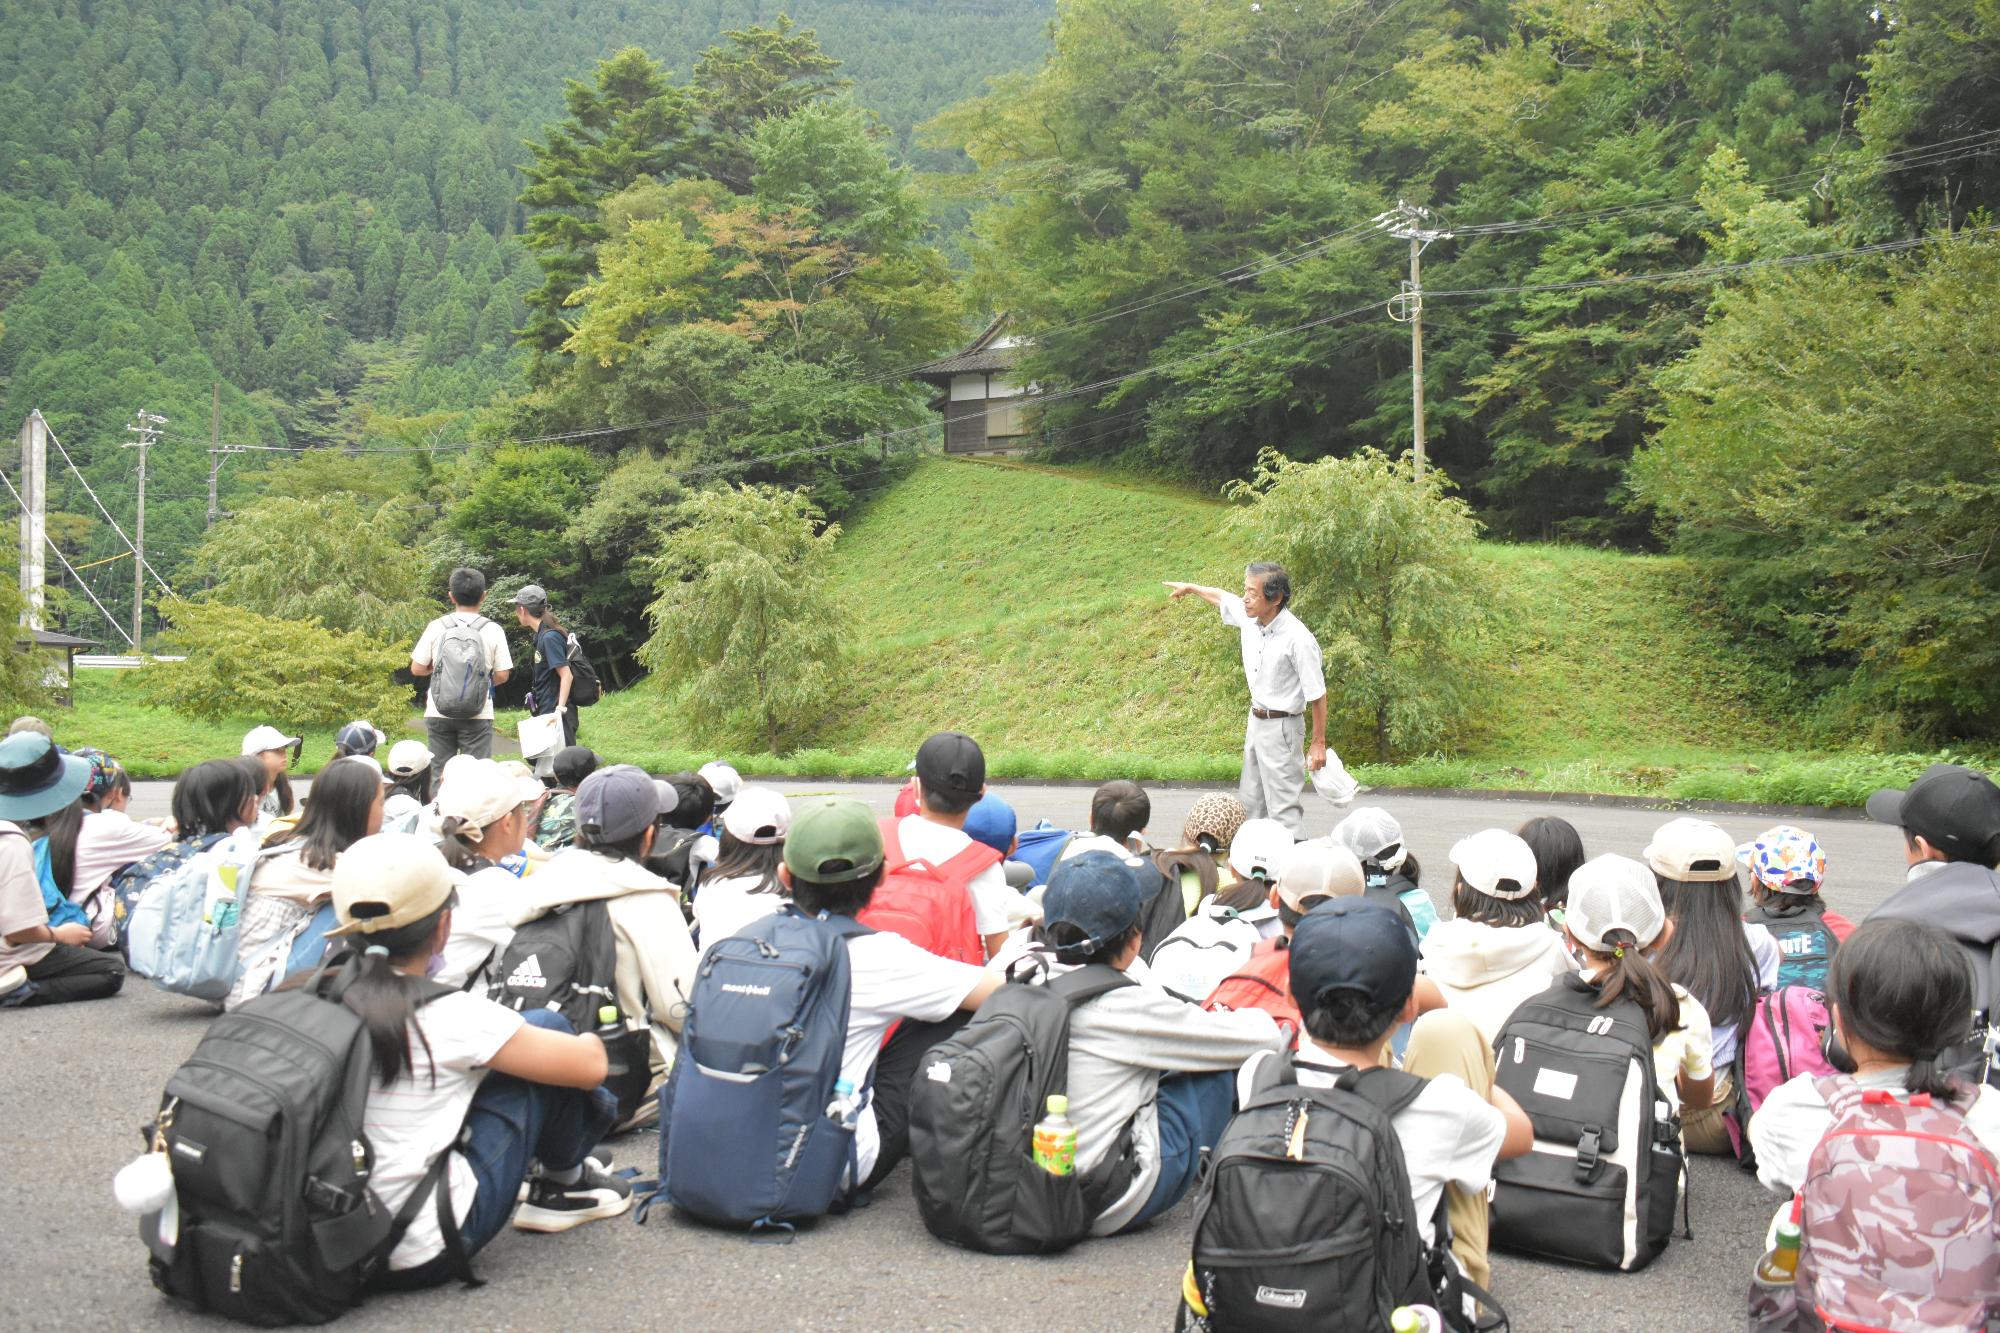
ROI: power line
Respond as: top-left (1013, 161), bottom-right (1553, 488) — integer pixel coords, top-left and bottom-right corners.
top-left (0, 466), bottom-right (135, 648)
top-left (42, 415), bottom-right (177, 597)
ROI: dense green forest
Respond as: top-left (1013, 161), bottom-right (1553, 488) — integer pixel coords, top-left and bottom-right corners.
top-left (4, 0), bottom-right (1998, 751)
top-left (0, 0), bottom-right (1053, 631)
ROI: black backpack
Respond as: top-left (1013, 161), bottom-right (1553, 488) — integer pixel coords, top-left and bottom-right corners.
top-left (140, 958), bottom-right (465, 1324)
top-left (563, 631), bottom-right (602, 707)
top-left (1489, 974), bottom-right (1687, 1271)
top-left (1185, 1053), bottom-right (1488, 1332)
top-left (488, 900), bottom-right (651, 1118)
top-left (1134, 860), bottom-right (1193, 961)
top-left (908, 961), bottom-right (1137, 1254)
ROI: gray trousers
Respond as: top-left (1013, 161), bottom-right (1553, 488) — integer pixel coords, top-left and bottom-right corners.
top-left (1240, 711), bottom-right (1307, 832)
top-left (426, 715), bottom-right (494, 785)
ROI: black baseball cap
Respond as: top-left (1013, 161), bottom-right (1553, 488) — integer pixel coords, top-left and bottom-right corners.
top-left (551, 745), bottom-right (600, 788)
top-left (914, 731), bottom-right (985, 802)
top-left (1287, 898), bottom-right (1419, 1012)
top-left (1866, 763), bottom-right (2000, 863)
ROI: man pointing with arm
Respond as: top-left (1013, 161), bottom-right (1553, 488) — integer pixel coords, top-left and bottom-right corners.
top-left (1165, 563), bottom-right (1327, 833)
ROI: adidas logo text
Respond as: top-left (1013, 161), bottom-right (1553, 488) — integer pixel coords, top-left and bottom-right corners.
top-left (506, 954), bottom-right (547, 989)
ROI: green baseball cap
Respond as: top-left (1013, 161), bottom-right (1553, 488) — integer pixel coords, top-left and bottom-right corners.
top-left (783, 797), bottom-right (883, 884)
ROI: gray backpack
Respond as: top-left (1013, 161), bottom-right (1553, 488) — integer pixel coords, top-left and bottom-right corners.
top-left (429, 614), bottom-right (491, 720)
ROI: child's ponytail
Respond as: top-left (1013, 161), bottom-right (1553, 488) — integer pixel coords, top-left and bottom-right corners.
top-left (326, 905), bottom-right (451, 1087)
top-left (1587, 927), bottom-right (1682, 1044)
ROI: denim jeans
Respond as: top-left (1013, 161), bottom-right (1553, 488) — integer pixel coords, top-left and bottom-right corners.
top-left (1120, 1070), bottom-right (1237, 1232)
top-left (379, 1009), bottom-right (616, 1288)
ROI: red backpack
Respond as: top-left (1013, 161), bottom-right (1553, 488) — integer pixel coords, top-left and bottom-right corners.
top-left (857, 818), bottom-right (997, 966)
top-left (1202, 938), bottom-right (1302, 1047)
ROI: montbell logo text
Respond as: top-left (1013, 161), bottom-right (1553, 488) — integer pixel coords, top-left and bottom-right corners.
top-left (720, 982), bottom-right (772, 997)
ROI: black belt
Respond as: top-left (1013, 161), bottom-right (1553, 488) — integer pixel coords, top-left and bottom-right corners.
top-left (1250, 707), bottom-right (1299, 720)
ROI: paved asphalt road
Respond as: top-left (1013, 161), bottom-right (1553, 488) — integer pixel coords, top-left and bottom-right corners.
top-left (3, 781), bottom-right (1913, 1331)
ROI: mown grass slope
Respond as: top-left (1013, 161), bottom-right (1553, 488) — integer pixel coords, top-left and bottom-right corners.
top-left (68, 458), bottom-right (1984, 802)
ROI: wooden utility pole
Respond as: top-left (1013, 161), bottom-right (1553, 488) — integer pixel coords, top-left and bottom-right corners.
top-left (16, 410), bottom-right (46, 629)
top-left (124, 409), bottom-right (166, 648)
top-left (1378, 202), bottom-right (1450, 482)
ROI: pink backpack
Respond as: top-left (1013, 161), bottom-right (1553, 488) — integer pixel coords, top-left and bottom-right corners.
top-left (1744, 986), bottom-right (1838, 1114)
top-left (1795, 1076), bottom-right (2000, 1331)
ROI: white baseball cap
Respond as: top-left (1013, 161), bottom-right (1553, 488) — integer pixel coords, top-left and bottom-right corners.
top-left (241, 724), bottom-right (301, 757)
top-left (1565, 854), bottom-right (1669, 954)
top-left (698, 761), bottom-right (742, 808)
top-left (722, 785), bottom-right (792, 845)
top-left (1276, 841), bottom-right (1366, 910)
top-left (1333, 806), bottom-right (1408, 871)
top-left (1643, 817), bottom-right (1739, 883)
top-left (1449, 828), bottom-right (1540, 900)
top-left (436, 760), bottom-right (523, 835)
top-left (1228, 817), bottom-right (1295, 882)
top-left (386, 740), bottom-right (434, 779)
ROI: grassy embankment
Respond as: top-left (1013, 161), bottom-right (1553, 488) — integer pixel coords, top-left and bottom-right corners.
top-left (65, 457), bottom-right (1986, 804)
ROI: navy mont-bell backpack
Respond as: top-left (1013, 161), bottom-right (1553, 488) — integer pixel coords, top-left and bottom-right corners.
top-left (645, 905), bottom-right (869, 1234)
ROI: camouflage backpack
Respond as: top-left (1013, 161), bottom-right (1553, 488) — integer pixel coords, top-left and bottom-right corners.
top-left (1788, 1076), bottom-right (2000, 1331)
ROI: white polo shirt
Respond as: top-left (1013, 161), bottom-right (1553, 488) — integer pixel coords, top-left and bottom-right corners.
top-left (1219, 595), bottom-right (1326, 715)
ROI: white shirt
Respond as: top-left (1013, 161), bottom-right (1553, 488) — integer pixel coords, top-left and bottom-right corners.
top-left (412, 612), bottom-right (514, 721)
top-left (435, 865), bottom-right (523, 990)
top-left (893, 815), bottom-right (1032, 937)
top-left (72, 809), bottom-right (172, 900)
top-left (1239, 1043), bottom-right (1508, 1249)
top-left (1219, 595), bottom-right (1326, 715)
top-left (366, 991), bottom-right (525, 1269)
top-left (1750, 1067), bottom-right (2000, 1194)
top-left (839, 931), bottom-right (990, 1182)
top-left (693, 872), bottom-right (787, 951)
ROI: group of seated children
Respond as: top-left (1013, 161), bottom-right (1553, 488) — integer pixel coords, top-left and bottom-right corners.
top-left (86, 723), bottom-right (2000, 1327)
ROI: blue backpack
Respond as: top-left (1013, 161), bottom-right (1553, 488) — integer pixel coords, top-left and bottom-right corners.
top-left (1010, 822), bottom-right (1074, 888)
top-left (648, 906), bottom-right (871, 1232)
top-left (125, 828), bottom-right (264, 1002)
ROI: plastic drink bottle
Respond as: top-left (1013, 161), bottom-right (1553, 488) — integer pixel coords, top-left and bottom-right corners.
top-left (826, 1078), bottom-right (861, 1130)
top-left (1032, 1095), bottom-right (1077, 1175)
top-left (1390, 1306), bottom-right (1444, 1333)
top-left (595, 1005), bottom-right (628, 1078)
top-left (1756, 1220), bottom-right (1803, 1283)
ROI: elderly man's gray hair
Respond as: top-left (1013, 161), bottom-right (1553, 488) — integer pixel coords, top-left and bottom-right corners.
top-left (1246, 561), bottom-right (1290, 609)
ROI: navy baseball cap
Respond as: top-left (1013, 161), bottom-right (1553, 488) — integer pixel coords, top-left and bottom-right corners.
top-left (1042, 850), bottom-right (1147, 956)
top-left (1287, 898), bottom-right (1419, 1012)
top-left (575, 764), bottom-right (658, 843)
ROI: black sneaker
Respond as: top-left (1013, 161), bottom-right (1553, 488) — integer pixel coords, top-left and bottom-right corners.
top-left (512, 1161), bottom-right (634, 1233)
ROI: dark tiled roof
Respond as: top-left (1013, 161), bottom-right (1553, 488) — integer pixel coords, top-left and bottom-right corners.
top-left (911, 344), bottom-right (1022, 378)
top-left (30, 630), bottom-right (96, 648)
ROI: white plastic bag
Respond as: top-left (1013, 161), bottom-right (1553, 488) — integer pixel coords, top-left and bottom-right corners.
top-left (1309, 749), bottom-right (1364, 805)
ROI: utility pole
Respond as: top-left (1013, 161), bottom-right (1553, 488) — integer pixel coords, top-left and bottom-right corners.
top-left (15, 411), bottom-right (47, 630)
top-left (1377, 202), bottom-right (1451, 481)
top-left (123, 409), bottom-right (166, 649)
top-left (205, 383), bottom-right (242, 527)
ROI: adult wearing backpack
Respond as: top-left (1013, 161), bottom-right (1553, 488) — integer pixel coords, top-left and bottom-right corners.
top-left (1746, 919), bottom-right (2000, 1330)
top-left (1864, 763), bottom-right (2000, 1088)
top-left (512, 584), bottom-right (585, 770)
top-left (1165, 563), bottom-right (1328, 833)
top-left (0, 734), bottom-right (123, 1006)
top-left (411, 567), bottom-right (514, 787)
top-left (1189, 900), bottom-right (1528, 1330)
top-left (507, 766), bottom-right (697, 1106)
top-left (1038, 851), bottom-right (1285, 1235)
